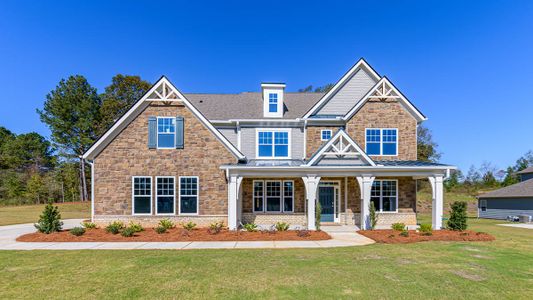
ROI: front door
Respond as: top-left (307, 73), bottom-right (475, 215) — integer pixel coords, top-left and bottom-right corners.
top-left (319, 186), bottom-right (335, 222)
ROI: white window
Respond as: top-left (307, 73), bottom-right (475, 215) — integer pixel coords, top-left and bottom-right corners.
top-left (365, 128), bottom-right (398, 156)
top-left (257, 129), bottom-right (290, 158)
top-left (132, 176), bottom-right (152, 215)
top-left (268, 93), bottom-right (278, 113)
top-left (480, 200), bottom-right (487, 212)
top-left (156, 177), bottom-right (175, 215)
top-left (157, 117), bottom-right (176, 148)
top-left (321, 130), bottom-right (332, 141)
top-left (179, 176), bottom-right (198, 214)
top-left (253, 180), bottom-right (293, 213)
top-left (370, 180), bottom-right (398, 212)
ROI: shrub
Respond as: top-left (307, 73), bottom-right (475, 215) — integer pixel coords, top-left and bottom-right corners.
top-left (82, 222), bottom-right (97, 229)
top-left (182, 221), bottom-right (197, 231)
top-left (69, 227), bottom-right (85, 236)
top-left (121, 227), bottom-right (136, 237)
top-left (297, 230), bottom-right (310, 237)
top-left (400, 230), bottom-right (409, 237)
top-left (275, 222), bottom-right (290, 231)
top-left (34, 202), bottom-right (63, 234)
top-left (315, 201), bottom-right (321, 231)
top-left (208, 221), bottom-right (224, 234)
top-left (105, 221), bottom-right (125, 234)
top-left (128, 222), bottom-right (144, 233)
top-left (369, 201), bottom-right (378, 230)
top-left (243, 223), bottom-right (258, 232)
top-left (159, 219), bottom-right (175, 230)
top-left (391, 223), bottom-right (406, 231)
top-left (420, 223), bottom-right (433, 236)
top-left (447, 201), bottom-right (468, 231)
top-left (155, 226), bottom-right (167, 234)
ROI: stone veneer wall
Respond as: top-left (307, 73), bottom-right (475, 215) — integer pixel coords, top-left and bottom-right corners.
top-left (93, 102), bottom-right (236, 226)
top-left (305, 126), bottom-right (340, 159)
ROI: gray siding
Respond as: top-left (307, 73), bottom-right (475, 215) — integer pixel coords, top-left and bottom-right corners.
top-left (218, 128), bottom-right (238, 147)
top-left (478, 198), bottom-right (533, 219)
top-left (315, 68), bottom-right (377, 116)
top-left (240, 127), bottom-right (304, 159)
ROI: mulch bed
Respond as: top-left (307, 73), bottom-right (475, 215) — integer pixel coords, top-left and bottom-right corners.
top-left (358, 229), bottom-right (494, 244)
top-left (17, 228), bottom-right (331, 242)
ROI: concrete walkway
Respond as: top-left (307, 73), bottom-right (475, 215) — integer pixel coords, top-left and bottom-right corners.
top-left (497, 223), bottom-right (533, 229)
top-left (0, 220), bottom-right (374, 250)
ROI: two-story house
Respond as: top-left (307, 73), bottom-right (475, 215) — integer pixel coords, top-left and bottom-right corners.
top-left (83, 58), bottom-right (455, 230)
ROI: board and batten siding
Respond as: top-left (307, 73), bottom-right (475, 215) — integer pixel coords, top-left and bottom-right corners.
top-left (478, 198), bottom-right (533, 219)
top-left (314, 68), bottom-right (377, 116)
top-left (239, 127), bottom-right (304, 159)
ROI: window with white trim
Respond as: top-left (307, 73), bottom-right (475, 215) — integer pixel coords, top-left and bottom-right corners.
top-left (370, 180), bottom-right (397, 212)
top-left (366, 128), bottom-right (397, 156)
top-left (132, 177), bottom-right (152, 215)
top-left (157, 117), bottom-right (176, 148)
top-left (156, 177), bottom-right (175, 214)
top-left (321, 130), bottom-right (332, 141)
top-left (253, 180), bottom-right (293, 213)
top-left (268, 93), bottom-right (278, 113)
top-left (179, 176), bottom-right (198, 214)
top-left (257, 130), bottom-right (289, 158)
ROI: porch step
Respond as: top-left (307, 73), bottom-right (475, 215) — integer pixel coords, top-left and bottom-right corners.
top-left (321, 222), bottom-right (341, 226)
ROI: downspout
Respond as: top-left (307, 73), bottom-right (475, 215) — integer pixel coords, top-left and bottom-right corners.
top-left (302, 119), bottom-right (307, 160)
top-left (86, 159), bottom-right (95, 223)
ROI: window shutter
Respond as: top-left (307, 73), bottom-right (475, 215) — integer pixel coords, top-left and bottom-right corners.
top-left (175, 116), bottom-right (184, 149)
top-left (148, 116), bottom-right (157, 149)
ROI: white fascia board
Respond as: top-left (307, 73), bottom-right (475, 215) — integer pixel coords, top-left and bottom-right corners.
top-left (342, 77), bottom-right (427, 123)
top-left (83, 76), bottom-right (246, 161)
top-left (306, 129), bottom-right (376, 166)
top-left (303, 58), bottom-right (381, 119)
top-left (220, 165), bottom-right (456, 171)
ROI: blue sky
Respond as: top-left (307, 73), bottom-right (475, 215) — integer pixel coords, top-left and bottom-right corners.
top-left (1, 0), bottom-right (532, 172)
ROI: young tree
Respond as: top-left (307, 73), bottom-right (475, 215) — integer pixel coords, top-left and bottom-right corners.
top-left (444, 169), bottom-right (463, 191)
top-left (98, 74), bottom-right (151, 135)
top-left (417, 125), bottom-right (441, 162)
top-left (502, 166), bottom-right (519, 186)
top-left (37, 75), bottom-right (101, 202)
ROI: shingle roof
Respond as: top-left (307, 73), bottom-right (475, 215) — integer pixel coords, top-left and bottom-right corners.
top-left (241, 159), bottom-right (305, 167)
top-left (184, 92), bottom-right (324, 120)
top-left (517, 166), bottom-right (533, 174)
top-left (478, 178), bottom-right (533, 199)
top-left (377, 161), bottom-right (451, 167)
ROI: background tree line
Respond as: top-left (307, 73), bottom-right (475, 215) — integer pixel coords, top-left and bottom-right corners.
top-left (0, 75), bottom-right (151, 205)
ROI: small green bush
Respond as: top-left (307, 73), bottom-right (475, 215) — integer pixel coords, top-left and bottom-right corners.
top-left (400, 230), bottom-right (409, 237)
top-left (182, 221), bottom-right (197, 231)
top-left (369, 201), bottom-right (378, 230)
top-left (315, 201), bottom-right (321, 231)
top-left (391, 223), bottom-right (406, 231)
top-left (128, 221), bottom-right (144, 233)
top-left (82, 222), bottom-right (97, 229)
top-left (243, 223), bottom-right (258, 232)
top-left (105, 221), bottom-right (125, 234)
top-left (69, 227), bottom-right (85, 236)
top-left (159, 219), bottom-right (175, 230)
top-left (419, 223), bottom-right (433, 236)
top-left (208, 221), bottom-right (224, 234)
top-left (121, 227), bottom-right (136, 237)
top-left (155, 226), bottom-right (167, 234)
top-left (275, 222), bottom-right (290, 231)
top-left (447, 201), bottom-right (468, 231)
top-left (34, 202), bottom-right (63, 234)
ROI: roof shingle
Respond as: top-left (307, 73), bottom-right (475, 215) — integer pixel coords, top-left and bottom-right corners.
top-left (478, 179), bottom-right (533, 198)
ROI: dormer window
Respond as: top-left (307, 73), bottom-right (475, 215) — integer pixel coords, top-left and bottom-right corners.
top-left (268, 93), bottom-right (278, 113)
top-left (262, 83), bottom-right (285, 118)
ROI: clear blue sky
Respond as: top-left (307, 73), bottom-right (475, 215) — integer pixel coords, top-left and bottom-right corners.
top-left (1, 0), bottom-right (532, 172)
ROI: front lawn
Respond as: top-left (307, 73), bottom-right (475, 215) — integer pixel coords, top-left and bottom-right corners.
top-left (0, 202), bottom-right (90, 226)
top-left (0, 217), bottom-right (531, 299)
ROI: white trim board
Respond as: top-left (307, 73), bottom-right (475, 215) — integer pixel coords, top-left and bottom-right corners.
top-left (306, 129), bottom-right (376, 166)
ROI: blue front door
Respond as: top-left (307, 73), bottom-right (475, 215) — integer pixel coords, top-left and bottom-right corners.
top-left (319, 186), bottom-right (334, 222)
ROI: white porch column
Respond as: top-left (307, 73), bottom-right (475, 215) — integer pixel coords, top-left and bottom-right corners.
top-left (356, 175), bottom-right (375, 230)
top-left (302, 175), bottom-right (321, 230)
top-left (428, 175), bottom-right (444, 230)
top-left (227, 175), bottom-right (241, 230)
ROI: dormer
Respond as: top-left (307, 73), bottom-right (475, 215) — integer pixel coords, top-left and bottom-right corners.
top-left (262, 83), bottom-right (285, 118)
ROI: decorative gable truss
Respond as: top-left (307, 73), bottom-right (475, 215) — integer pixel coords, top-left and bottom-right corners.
top-left (306, 129), bottom-right (376, 166)
top-left (343, 77), bottom-right (427, 122)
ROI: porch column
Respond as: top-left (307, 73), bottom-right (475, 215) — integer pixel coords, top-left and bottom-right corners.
top-left (356, 175), bottom-right (375, 230)
top-left (302, 175), bottom-right (321, 230)
top-left (227, 175), bottom-right (242, 230)
top-left (428, 175), bottom-right (444, 230)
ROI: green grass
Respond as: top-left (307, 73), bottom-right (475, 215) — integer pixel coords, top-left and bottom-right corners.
top-left (418, 190), bottom-right (479, 214)
top-left (0, 202), bottom-right (90, 226)
top-left (0, 217), bottom-right (531, 299)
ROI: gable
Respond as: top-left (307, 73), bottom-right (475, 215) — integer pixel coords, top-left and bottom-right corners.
top-left (83, 77), bottom-right (245, 161)
top-left (306, 129), bottom-right (375, 166)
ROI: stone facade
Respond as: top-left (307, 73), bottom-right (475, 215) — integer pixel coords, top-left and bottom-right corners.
top-left (93, 102), bottom-right (236, 226)
top-left (305, 126), bottom-right (339, 159)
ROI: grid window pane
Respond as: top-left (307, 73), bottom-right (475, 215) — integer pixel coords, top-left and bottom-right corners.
top-left (283, 181), bottom-right (293, 212)
top-left (133, 177), bottom-right (151, 214)
top-left (157, 117), bottom-right (176, 148)
top-left (321, 130), bottom-right (332, 140)
top-left (258, 131), bottom-right (289, 158)
top-left (370, 180), bottom-right (397, 212)
top-left (157, 177), bottom-right (174, 214)
top-left (266, 181), bottom-right (281, 212)
top-left (268, 93), bottom-right (278, 112)
top-left (253, 181), bottom-right (264, 212)
top-left (180, 177), bottom-right (198, 214)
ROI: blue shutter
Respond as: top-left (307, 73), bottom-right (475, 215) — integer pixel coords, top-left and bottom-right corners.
top-left (148, 117), bottom-right (157, 149)
top-left (175, 116), bottom-right (184, 149)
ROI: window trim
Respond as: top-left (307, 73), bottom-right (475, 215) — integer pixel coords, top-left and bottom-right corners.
top-left (255, 128), bottom-right (292, 159)
top-left (156, 116), bottom-right (176, 149)
top-left (178, 176), bottom-right (199, 215)
top-left (320, 129), bottom-right (332, 141)
top-left (365, 128), bottom-right (398, 157)
top-left (371, 179), bottom-right (399, 213)
top-left (283, 180), bottom-right (295, 213)
top-left (155, 176), bottom-right (176, 215)
top-left (253, 180), bottom-right (265, 213)
top-left (131, 176), bottom-right (153, 216)
top-left (252, 179), bottom-right (294, 214)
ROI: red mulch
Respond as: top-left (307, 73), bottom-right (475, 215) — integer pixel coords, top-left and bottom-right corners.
top-left (358, 229), bottom-right (495, 244)
top-left (17, 228), bottom-right (331, 242)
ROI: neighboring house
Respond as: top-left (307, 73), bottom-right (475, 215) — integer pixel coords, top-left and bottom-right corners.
top-left (477, 167), bottom-right (533, 220)
top-left (83, 58), bottom-right (455, 230)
